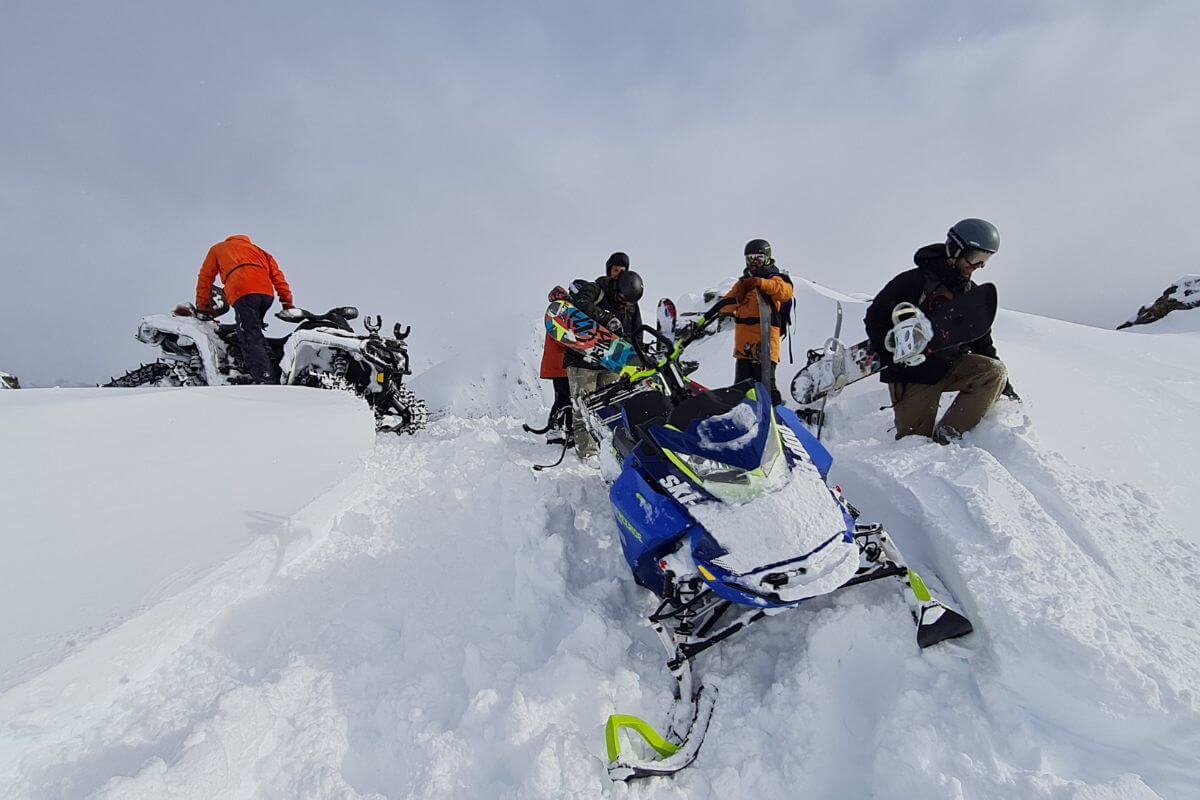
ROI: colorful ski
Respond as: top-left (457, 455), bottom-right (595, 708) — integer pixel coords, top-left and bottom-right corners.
top-left (657, 298), bottom-right (678, 343)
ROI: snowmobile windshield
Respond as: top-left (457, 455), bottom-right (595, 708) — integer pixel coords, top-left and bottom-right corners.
top-left (651, 383), bottom-right (786, 505)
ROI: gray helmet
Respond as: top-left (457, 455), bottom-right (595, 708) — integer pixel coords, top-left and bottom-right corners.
top-left (946, 218), bottom-right (1000, 259)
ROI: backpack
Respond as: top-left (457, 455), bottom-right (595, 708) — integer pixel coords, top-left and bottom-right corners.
top-left (774, 271), bottom-right (795, 338)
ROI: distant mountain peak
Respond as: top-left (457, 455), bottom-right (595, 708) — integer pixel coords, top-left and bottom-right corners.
top-left (1117, 275), bottom-right (1200, 329)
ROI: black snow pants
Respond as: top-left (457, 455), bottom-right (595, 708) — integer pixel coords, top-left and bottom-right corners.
top-left (233, 293), bottom-right (274, 384)
top-left (734, 358), bottom-right (781, 406)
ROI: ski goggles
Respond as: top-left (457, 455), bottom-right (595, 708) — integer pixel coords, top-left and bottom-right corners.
top-left (745, 253), bottom-right (769, 268)
top-left (959, 248), bottom-right (994, 268)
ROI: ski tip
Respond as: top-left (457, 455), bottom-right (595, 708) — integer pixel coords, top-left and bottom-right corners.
top-left (604, 683), bottom-right (718, 781)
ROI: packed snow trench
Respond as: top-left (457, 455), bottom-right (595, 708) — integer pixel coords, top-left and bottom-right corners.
top-left (2, 286), bottom-right (1199, 799)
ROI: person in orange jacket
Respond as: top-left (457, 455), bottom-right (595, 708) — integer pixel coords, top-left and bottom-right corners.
top-left (720, 238), bottom-right (794, 405)
top-left (196, 235), bottom-right (295, 384)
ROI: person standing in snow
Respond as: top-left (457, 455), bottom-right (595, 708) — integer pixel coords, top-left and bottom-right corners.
top-left (538, 288), bottom-right (573, 439)
top-left (864, 218), bottom-right (1015, 442)
top-left (195, 235), bottom-right (295, 385)
top-left (564, 252), bottom-right (646, 460)
top-left (719, 239), bottom-right (794, 406)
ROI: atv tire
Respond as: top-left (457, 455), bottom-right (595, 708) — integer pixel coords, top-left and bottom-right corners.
top-left (378, 385), bottom-right (428, 435)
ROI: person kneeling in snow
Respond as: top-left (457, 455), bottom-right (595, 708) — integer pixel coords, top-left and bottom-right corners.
top-left (195, 235), bottom-right (295, 385)
top-left (565, 252), bottom-right (645, 460)
top-left (865, 218), bottom-right (1017, 442)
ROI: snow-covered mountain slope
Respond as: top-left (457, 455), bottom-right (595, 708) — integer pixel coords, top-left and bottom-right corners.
top-left (1, 283), bottom-right (1198, 799)
top-left (0, 387), bottom-right (375, 692)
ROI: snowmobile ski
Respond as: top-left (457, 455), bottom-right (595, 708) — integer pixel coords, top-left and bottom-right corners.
top-left (578, 296), bottom-right (973, 779)
top-left (606, 683), bottom-right (717, 780)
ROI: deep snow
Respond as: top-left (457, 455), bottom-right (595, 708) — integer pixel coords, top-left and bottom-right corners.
top-left (1, 281), bottom-right (1198, 799)
top-left (0, 387), bottom-right (375, 691)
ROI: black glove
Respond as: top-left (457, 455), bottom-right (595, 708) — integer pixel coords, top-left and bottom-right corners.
top-left (1001, 381), bottom-right (1021, 402)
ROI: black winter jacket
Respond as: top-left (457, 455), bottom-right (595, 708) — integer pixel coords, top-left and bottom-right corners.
top-left (864, 244), bottom-right (999, 385)
top-left (563, 275), bottom-right (644, 370)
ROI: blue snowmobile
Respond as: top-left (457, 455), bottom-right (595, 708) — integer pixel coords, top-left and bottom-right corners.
top-left (576, 294), bottom-right (974, 780)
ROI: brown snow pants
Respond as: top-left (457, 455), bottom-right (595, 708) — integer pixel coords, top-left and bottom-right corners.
top-left (567, 367), bottom-right (616, 458)
top-left (889, 355), bottom-right (1008, 441)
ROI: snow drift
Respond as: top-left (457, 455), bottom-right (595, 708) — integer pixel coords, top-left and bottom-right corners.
top-left (0, 386), bottom-right (375, 692)
top-left (2, 280), bottom-right (1198, 799)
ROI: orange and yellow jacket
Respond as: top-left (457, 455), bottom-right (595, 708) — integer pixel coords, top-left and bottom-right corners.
top-left (196, 235), bottom-right (294, 310)
top-left (720, 268), bottom-right (794, 363)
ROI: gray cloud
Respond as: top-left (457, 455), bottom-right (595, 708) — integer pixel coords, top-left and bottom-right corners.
top-left (2, 0), bottom-right (1197, 385)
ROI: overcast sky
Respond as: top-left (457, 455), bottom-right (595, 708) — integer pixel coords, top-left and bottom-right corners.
top-left (2, 0), bottom-right (1198, 385)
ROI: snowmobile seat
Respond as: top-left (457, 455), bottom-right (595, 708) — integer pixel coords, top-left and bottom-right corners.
top-left (667, 381), bottom-right (754, 431)
top-left (621, 390), bottom-right (673, 435)
top-left (614, 390), bottom-right (673, 460)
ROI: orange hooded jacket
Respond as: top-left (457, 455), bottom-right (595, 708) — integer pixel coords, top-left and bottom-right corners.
top-left (720, 272), bottom-right (794, 363)
top-left (196, 235), bottom-right (294, 310)
top-left (539, 334), bottom-right (568, 379)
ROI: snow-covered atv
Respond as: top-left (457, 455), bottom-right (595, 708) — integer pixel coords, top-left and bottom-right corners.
top-left (103, 293), bottom-right (427, 435)
top-left (579, 298), bottom-right (973, 780)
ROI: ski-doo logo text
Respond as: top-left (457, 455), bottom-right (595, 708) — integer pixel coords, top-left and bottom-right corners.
top-left (660, 474), bottom-right (703, 505)
top-left (779, 425), bottom-right (808, 463)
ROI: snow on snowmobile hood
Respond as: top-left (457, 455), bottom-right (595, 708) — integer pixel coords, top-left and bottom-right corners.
top-left (644, 383), bottom-right (857, 600)
top-left (687, 452), bottom-right (854, 596)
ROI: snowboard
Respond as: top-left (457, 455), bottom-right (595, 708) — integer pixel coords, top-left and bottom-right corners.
top-left (791, 283), bottom-right (998, 406)
top-left (656, 298), bottom-right (677, 343)
top-left (546, 294), bottom-right (642, 373)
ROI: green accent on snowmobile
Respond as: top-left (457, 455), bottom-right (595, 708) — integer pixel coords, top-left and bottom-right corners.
top-left (621, 364), bottom-right (652, 382)
top-left (745, 386), bottom-right (758, 401)
top-left (661, 448), bottom-right (703, 485)
top-left (614, 508), bottom-right (643, 542)
top-left (605, 714), bottom-right (680, 763)
top-left (907, 569), bottom-right (933, 603)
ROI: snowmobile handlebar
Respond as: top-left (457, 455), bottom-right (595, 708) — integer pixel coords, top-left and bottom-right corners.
top-left (620, 297), bottom-right (735, 388)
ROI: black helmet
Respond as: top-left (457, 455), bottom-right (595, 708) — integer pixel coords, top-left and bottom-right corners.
top-left (605, 251), bottom-right (630, 270)
top-left (744, 239), bottom-right (772, 258)
top-left (615, 270), bottom-right (644, 303)
top-left (946, 219), bottom-right (1000, 259)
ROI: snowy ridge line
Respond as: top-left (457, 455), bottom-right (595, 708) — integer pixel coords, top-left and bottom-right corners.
top-left (0, 462), bottom-right (370, 775)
